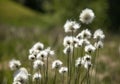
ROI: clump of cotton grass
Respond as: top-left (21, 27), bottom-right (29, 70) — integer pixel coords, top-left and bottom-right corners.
top-left (9, 8), bottom-right (105, 84)
top-left (79, 8), bottom-right (95, 24)
top-left (93, 29), bottom-right (105, 84)
top-left (9, 59), bottom-right (21, 71)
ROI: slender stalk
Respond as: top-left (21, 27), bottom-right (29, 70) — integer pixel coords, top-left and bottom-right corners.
top-left (77, 66), bottom-right (81, 84)
top-left (72, 30), bottom-right (75, 83)
top-left (94, 49), bottom-right (99, 84)
top-left (35, 80), bottom-right (37, 84)
top-left (81, 70), bottom-right (89, 84)
top-left (46, 56), bottom-right (49, 84)
top-left (53, 69), bottom-right (57, 84)
top-left (75, 67), bottom-right (78, 84)
top-left (62, 74), bottom-right (65, 84)
top-left (38, 69), bottom-right (41, 84)
top-left (87, 69), bottom-right (90, 84)
top-left (67, 52), bottom-right (70, 84)
top-left (41, 59), bottom-right (45, 84)
top-left (29, 61), bottom-right (33, 84)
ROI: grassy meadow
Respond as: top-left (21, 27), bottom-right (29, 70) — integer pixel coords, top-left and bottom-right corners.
top-left (0, 0), bottom-right (120, 84)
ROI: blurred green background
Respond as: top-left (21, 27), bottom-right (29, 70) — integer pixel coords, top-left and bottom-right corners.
top-left (0, 0), bottom-right (120, 84)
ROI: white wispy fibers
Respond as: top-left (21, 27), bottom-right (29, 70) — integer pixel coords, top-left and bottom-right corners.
top-left (63, 36), bottom-right (73, 47)
top-left (84, 61), bottom-right (92, 70)
top-left (33, 60), bottom-right (44, 70)
top-left (12, 81), bottom-right (22, 84)
top-left (59, 67), bottom-right (68, 74)
top-left (29, 42), bottom-right (44, 55)
top-left (52, 60), bottom-right (63, 69)
top-left (85, 44), bottom-right (96, 53)
top-left (76, 29), bottom-right (91, 39)
top-left (9, 59), bottom-right (21, 71)
top-left (81, 54), bottom-right (92, 69)
top-left (13, 67), bottom-right (28, 84)
top-left (44, 47), bottom-right (55, 56)
top-left (94, 41), bottom-right (104, 49)
top-left (28, 54), bottom-right (36, 61)
top-left (64, 20), bottom-right (80, 33)
top-left (33, 72), bottom-right (42, 81)
top-left (81, 54), bottom-right (91, 65)
top-left (75, 39), bottom-right (90, 47)
top-left (33, 42), bottom-right (44, 51)
top-left (79, 8), bottom-right (95, 24)
top-left (93, 29), bottom-right (105, 40)
top-left (75, 57), bottom-right (82, 67)
top-left (29, 48), bottom-right (40, 56)
top-left (36, 50), bottom-right (48, 60)
top-left (72, 37), bottom-right (79, 45)
top-left (63, 45), bottom-right (73, 55)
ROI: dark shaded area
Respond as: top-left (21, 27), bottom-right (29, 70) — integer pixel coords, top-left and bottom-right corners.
top-left (108, 0), bottom-right (120, 33)
top-left (14, 0), bottom-right (45, 13)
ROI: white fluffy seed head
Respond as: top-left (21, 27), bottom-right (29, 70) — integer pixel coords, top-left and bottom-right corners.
top-left (84, 61), bottom-right (92, 70)
top-left (29, 48), bottom-right (40, 56)
top-left (63, 36), bottom-right (73, 47)
top-left (64, 20), bottom-right (80, 33)
top-left (33, 60), bottom-right (44, 70)
top-left (93, 29), bottom-right (105, 41)
top-left (45, 47), bottom-right (55, 56)
top-left (63, 45), bottom-right (73, 55)
top-left (85, 44), bottom-right (96, 53)
top-left (94, 41), bottom-right (104, 49)
top-left (79, 8), bottom-right (95, 24)
top-left (75, 57), bottom-right (82, 67)
top-left (79, 29), bottom-right (91, 39)
top-left (52, 60), bottom-right (63, 69)
top-left (33, 72), bottom-right (42, 81)
top-left (13, 67), bottom-right (28, 84)
top-left (9, 59), bottom-right (21, 71)
top-left (33, 42), bottom-right (44, 51)
top-left (72, 37), bottom-right (79, 45)
top-left (81, 54), bottom-right (92, 65)
top-left (59, 67), bottom-right (68, 74)
top-left (75, 39), bottom-right (90, 47)
top-left (36, 50), bottom-right (48, 60)
top-left (28, 54), bottom-right (36, 61)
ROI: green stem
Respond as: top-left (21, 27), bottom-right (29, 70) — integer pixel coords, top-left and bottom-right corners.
top-left (67, 53), bottom-right (70, 84)
top-left (46, 56), bottom-right (49, 84)
top-left (95, 49), bottom-right (99, 84)
top-left (81, 70), bottom-right (88, 84)
top-left (77, 66), bottom-right (81, 84)
top-left (62, 74), bottom-right (64, 84)
top-left (87, 69), bottom-right (90, 84)
top-left (53, 69), bottom-right (57, 84)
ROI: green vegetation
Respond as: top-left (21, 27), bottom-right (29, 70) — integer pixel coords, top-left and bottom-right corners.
top-left (0, 0), bottom-right (120, 84)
